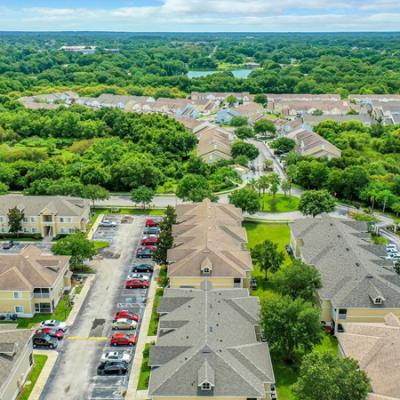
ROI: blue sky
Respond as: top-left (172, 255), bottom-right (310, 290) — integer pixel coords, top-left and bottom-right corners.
top-left (0, 0), bottom-right (399, 32)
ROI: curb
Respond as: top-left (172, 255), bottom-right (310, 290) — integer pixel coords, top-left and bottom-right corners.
top-left (29, 350), bottom-right (58, 400)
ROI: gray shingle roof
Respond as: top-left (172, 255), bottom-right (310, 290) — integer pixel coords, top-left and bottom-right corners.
top-left (148, 285), bottom-right (275, 398)
top-left (0, 195), bottom-right (90, 217)
top-left (292, 217), bottom-right (400, 308)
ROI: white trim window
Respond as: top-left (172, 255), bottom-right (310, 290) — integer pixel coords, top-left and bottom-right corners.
top-left (13, 292), bottom-right (23, 299)
top-left (15, 306), bottom-right (24, 314)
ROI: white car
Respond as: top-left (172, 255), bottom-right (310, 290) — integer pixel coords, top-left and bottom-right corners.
top-left (127, 273), bottom-right (150, 281)
top-left (100, 351), bottom-right (131, 363)
top-left (112, 318), bottom-right (137, 330)
top-left (385, 253), bottom-right (400, 260)
top-left (40, 320), bottom-right (67, 332)
top-left (101, 219), bottom-right (117, 228)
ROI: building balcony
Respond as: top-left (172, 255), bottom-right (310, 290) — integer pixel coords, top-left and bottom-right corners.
top-left (33, 293), bottom-right (50, 299)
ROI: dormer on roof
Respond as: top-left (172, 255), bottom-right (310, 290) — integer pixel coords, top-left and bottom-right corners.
top-left (198, 359), bottom-right (215, 392)
top-left (367, 277), bottom-right (386, 305)
top-left (201, 257), bottom-right (213, 275)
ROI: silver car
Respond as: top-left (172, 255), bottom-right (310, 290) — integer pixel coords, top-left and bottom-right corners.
top-left (100, 351), bottom-right (131, 363)
top-left (112, 318), bottom-right (137, 330)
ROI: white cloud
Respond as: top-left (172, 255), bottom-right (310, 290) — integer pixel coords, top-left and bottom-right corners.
top-left (1, 1), bottom-right (400, 31)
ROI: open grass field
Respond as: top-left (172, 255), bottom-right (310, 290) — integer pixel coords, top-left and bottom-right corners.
top-left (259, 194), bottom-right (299, 213)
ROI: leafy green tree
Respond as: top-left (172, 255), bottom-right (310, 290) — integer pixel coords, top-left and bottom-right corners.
top-left (299, 190), bottom-right (336, 218)
top-left (251, 239), bottom-right (285, 279)
top-left (231, 141), bottom-right (259, 161)
top-left (235, 126), bottom-right (254, 139)
top-left (293, 352), bottom-right (370, 400)
top-left (176, 174), bottom-right (215, 202)
top-left (230, 116), bottom-right (248, 127)
top-left (228, 187), bottom-right (259, 214)
top-left (131, 186), bottom-right (155, 210)
top-left (83, 185), bottom-right (110, 207)
top-left (281, 179), bottom-right (291, 196)
top-left (226, 95), bottom-right (238, 106)
top-left (0, 182), bottom-right (8, 194)
top-left (392, 202), bottom-right (400, 217)
top-left (267, 172), bottom-right (281, 198)
top-left (234, 155), bottom-right (250, 166)
top-left (254, 94), bottom-right (268, 105)
top-left (272, 260), bottom-right (322, 303)
top-left (7, 206), bottom-right (24, 236)
top-left (254, 119), bottom-right (276, 135)
top-left (52, 232), bottom-right (96, 271)
top-left (271, 137), bottom-right (296, 153)
top-left (376, 189), bottom-right (397, 212)
top-left (257, 175), bottom-right (270, 196)
top-left (153, 206), bottom-right (176, 266)
top-left (261, 295), bottom-right (322, 362)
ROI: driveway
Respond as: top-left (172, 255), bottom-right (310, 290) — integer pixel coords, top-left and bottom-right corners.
top-left (40, 215), bottom-right (150, 400)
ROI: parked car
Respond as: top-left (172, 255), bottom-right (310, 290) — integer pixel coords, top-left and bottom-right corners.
top-left (385, 253), bottom-right (400, 260)
top-left (113, 310), bottom-right (139, 322)
top-left (97, 360), bottom-right (128, 376)
top-left (100, 219), bottom-right (117, 228)
top-left (131, 263), bottom-right (153, 273)
top-left (100, 351), bottom-right (132, 363)
top-left (125, 279), bottom-right (149, 289)
top-left (386, 244), bottom-right (398, 251)
top-left (285, 245), bottom-right (293, 256)
top-left (112, 318), bottom-right (137, 330)
top-left (2, 241), bottom-right (14, 250)
top-left (35, 328), bottom-right (64, 340)
top-left (40, 320), bottom-right (67, 332)
top-left (32, 333), bottom-right (58, 349)
top-left (145, 218), bottom-right (162, 227)
top-left (250, 278), bottom-right (257, 290)
top-left (136, 246), bottom-right (154, 259)
top-left (110, 333), bottom-right (137, 347)
top-left (144, 227), bottom-right (160, 235)
top-left (141, 235), bottom-right (158, 246)
top-left (127, 273), bottom-right (150, 281)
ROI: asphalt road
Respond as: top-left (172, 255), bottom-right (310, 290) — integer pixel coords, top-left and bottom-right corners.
top-left (40, 214), bottom-right (150, 400)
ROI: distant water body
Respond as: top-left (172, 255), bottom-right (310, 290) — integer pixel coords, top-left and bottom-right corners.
top-left (187, 69), bottom-right (253, 79)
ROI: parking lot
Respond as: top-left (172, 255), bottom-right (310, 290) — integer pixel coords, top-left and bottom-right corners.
top-left (41, 214), bottom-right (152, 400)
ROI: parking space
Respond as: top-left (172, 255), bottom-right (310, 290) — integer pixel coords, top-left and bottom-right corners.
top-left (41, 214), bottom-right (157, 400)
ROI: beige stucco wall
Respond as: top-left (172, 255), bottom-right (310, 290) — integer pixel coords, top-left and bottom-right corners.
top-left (337, 307), bottom-right (400, 324)
top-left (0, 339), bottom-right (32, 400)
top-left (169, 276), bottom-right (237, 289)
top-left (0, 291), bottom-right (33, 316)
top-left (320, 299), bottom-right (332, 322)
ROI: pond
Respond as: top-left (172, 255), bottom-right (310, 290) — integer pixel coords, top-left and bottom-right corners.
top-left (187, 69), bottom-right (253, 79)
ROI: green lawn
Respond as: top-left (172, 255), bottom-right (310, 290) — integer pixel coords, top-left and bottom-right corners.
top-left (137, 343), bottom-right (154, 390)
top-left (244, 221), bottom-right (338, 400)
top-left (17, 294), bottom-right (73, 329)
top-left (92, 240), bottom-right (109, 251)
top-left (147, 288), bottom-right (164, 336)
top-left (18, 354), bottom-right (48, 400)
top-left (260, 194), bottom-right (299, 213)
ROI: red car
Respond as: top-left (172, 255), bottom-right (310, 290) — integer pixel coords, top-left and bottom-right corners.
top-left (145, 218), bottom-right (161, 227)
top-left (110, 333), bottom-right (137, 347)
top-left (141, 236), bottom-right (158, 246)
top-left (35, 327), bottom-right (64, 340)
top-left (114, 310), bottom-right (139, 322)
top-left (125, 279), bottom-right (149, 289)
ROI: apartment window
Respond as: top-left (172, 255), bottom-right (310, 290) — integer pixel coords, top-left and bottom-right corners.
top-left (0, 216), bottom-right (3, 222)
top-left (32, 228), bottom-right (37, 233)
top-left (23, 227), bottom-right (29, 233)
top-left (60, 228), bottom-right (65, 234)
top-left (15, 306), bottom-right (24, 314)
top-left (1, 227), bottom-right (6, 233)
top-left (68, 228), bottom-right (74, 233)
top-left (31, 217), bottom-right (37, 222)
top-left (13, 292), bottom-right (22, 299)
top-left (67, 217), bottom-right (72, 223)
top-left (338, 308), bottom-right (347, 319)
top-left (60, 217), bottom-right (64, 223)
top-left (23, 218), bottom-right (28, 223)
top-left (35, 303), bottom-right (51, 313)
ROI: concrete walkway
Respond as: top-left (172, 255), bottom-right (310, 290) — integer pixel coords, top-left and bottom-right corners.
top-left (87, 213), bottom-right (104, 240)
top-left (29, 350), bottom-right (58, 400)
top-left (126, 266), bottom-right (160, 400)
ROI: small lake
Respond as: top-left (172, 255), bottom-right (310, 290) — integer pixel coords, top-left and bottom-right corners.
top-left (187, 69), bottom-right (253, 79)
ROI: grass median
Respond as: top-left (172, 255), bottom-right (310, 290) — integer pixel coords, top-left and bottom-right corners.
top-left (18, 354), bottom-right (48, 400)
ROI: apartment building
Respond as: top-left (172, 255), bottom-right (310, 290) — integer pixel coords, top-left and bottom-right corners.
top-left (0, 245), bottom-right (71, 317)
top-left (291, 217), bottom-right (400, 332)
top-left (148, 283), bottom-right (276, 400)
top-left (0, 195), bottom-right (90, 238)
top-left (167, 200), bottom-right (252, 289)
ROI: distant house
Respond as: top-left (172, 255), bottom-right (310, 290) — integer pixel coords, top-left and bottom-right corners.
top-left (196, 126), bottom-right (233, 164)
top-left (0, 195), bottom-right (90, 238)
top-left (291, 217), bottom-right (400, 333)
top-left (191, 92), bottom-right (253, 103)
top-left (302, 114), bottom-right (373, 127)
top-left (167, 200), bottom-right (252, 289)
top-left (371, 101), bottom-right (400, 125)
top-left (0, 328), bottom-right (33, 400)
top-left (215, 108), bottom-right (240, 124)
top-left (233, 102), bottom-right (265, 125)
top-left (148, 283), bottom-right (276, 400)
top-left (0, 245), bottom-right (71, 317)
top-left (59, 46), bottom-right (96, 55)
top-left (337, 313), bottom-right (400, 400)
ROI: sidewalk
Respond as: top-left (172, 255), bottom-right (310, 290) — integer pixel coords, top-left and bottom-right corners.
top-left (87, 213), bottom-right (104, 240)
top-left (66, 274), bottom-right (95, 326)
top-left (29, 350), bottom-right (58, 400)
top-left (126, 266), bottom-right (160, 400)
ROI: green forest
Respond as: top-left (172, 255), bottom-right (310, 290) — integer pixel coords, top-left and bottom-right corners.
top-left (0, 32), bottom-right (400, 97)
